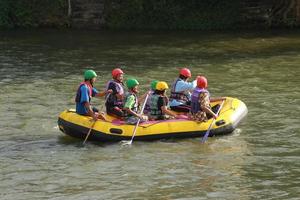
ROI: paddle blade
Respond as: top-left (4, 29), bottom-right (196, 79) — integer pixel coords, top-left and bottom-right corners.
top-left (201, 131), bottom-right (210, 143)
top-left (120, 140), bottom-right (132, 146)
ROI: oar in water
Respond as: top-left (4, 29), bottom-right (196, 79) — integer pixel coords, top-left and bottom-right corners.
top-left (121, 93), bottom-right (149, 145)
top-left (82, 90), bottom-right (111, 145)
top-left (82, 119), bottom-right (97, 145)
top-left (82, 112), bottom-right (107, 145)
top-left (201, 100), bottom-right (225, 143)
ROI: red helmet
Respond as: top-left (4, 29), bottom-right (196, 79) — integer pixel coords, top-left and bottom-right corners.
top-left (112, 68), bottom-right (124, 78)
top-left (197, 76), bottom-right (208, 88)
top-left (180, 68), bottom-right (191, 78)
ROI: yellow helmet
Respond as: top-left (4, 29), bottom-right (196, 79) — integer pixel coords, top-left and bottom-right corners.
top-left (156, 81), bottom-right (169, 91)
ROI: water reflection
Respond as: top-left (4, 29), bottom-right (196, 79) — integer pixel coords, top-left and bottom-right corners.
top-left (0, 30), bottom-right (299, 199)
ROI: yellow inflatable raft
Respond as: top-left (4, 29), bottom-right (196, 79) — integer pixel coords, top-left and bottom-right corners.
top-left (57, 97), bottom-right (247, 142)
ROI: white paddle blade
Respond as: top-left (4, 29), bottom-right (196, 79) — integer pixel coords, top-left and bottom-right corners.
top-left (120, 140), bottom-right (132, 146)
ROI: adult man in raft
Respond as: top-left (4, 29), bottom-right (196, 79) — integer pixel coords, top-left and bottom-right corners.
top-left (75, 69), bottom-right (111, 121)
top-left (169, 67), bottom-right (197, 112)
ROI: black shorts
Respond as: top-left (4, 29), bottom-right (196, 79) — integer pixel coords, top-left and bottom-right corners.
top-left (170, 104), bottom-right (191, 113)
top-left (92, 107), bottom-right (99, 113)
top-left (106, 106), bottom-right (124, 118)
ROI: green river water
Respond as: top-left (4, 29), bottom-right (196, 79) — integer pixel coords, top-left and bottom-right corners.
top-left (0, 30), bottom-right (299, 200)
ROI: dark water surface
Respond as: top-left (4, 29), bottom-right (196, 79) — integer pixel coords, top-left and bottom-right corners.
top-left (0, 30), bottom-right (299, 200)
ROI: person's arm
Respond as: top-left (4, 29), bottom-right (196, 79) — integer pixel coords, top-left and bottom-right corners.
top-left (84, 102), bottom-right (98, 121)
top-left (201, 106), bottom-right (217, 119)
top-left (175, 80), bottom-right (196, 92)
top-left (158, 97), bottom-right (178, 118)
top-left (200, 93), bottom-right (218, 119)
top-left (123, 107), bottom-right (142, 118)
top-left (161, 106), bottom-right (177, 118)
top-left (210, 97), bottom-right (226, 102)
top-left (124, 95), bottom-right (143, 119)
top-left (91, 84), bottom-right (112, 98)
top-left (95, 89), bottom-right (113, 97)
top-left (79, 86), bottom-right (98, 120)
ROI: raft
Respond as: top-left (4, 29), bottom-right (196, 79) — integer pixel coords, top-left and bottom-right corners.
top-left (57, 97), bottom-right (247, 142)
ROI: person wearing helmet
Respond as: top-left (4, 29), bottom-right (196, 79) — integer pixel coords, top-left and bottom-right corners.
top-left (149, 81), bottom-right (178, 120)
top-left (143, 80), bottom-right (159, 114)
top-left (123, 78), bottom-right (148, 124)
top-left (190, 76), bottom-right (225, 122)
top-left (105, 68), bottom-right (125, 118)
top-left (75, 69), bottom-right (111, 121)
top-left (169, 67), bottom-right (197, 112)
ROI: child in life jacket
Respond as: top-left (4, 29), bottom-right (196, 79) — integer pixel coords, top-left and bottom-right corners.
top-left (149, 81), bottom-right (178, 120)
top-left (123, 78), bottom-right (148, 125)
top-left (144, 80), bottom-right (159, 114)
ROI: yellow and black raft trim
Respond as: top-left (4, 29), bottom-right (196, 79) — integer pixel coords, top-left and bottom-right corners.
top-left (57, 97), bottom-right (247, 142)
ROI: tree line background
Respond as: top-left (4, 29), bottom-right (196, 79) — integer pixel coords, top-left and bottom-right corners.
top-left (1, 0), bottom-right (300, 29)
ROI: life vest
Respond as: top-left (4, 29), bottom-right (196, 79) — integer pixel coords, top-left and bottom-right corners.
top-left (75, 82), bottom-right (93, 103)
top-left (190, 87), bottom-right (210, 114)
top-left (105, 80), bottom-right (124, 107)
top-left (124, 92), bottom-right (138, 117)
top-left (169, 78), bottom-right (190, 103)
top-left (150, 94), bottom-right (169, 119)
top-left (150, 94), bottom-right (163, 117)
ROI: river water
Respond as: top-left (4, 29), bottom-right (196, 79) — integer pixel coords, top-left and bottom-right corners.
top-left (0, 30), bottom-right (299, 200)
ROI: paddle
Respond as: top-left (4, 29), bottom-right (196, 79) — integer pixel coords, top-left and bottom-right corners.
top-left (121, 93), bottom-right (150, 145)
top-left (82, 89), bottom-right (111, 145)
top-left (82, 111), bottom-right (108, 145)
top-left (82, 119), bottom-right (97, 145)
top-left (201, 100), bottom-right (225, 143)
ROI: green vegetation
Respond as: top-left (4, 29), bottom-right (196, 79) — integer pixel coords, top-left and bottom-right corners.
top-left (105, 0), bottom-right (243, 30)
top-left (0, 0), bottom-right (299, 29)
top-left (0, 0), bottom-right (68, 28)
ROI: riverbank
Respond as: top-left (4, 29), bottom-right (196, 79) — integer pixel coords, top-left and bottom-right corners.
top-left (1, 0), bottom-right (300, 30)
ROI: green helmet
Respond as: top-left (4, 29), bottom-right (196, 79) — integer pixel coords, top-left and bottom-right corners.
top-left (151, 80), bottom-right (159, 90)
top-left (126, 78), bottom-right (139, 89)
top-left (84, 70), bottom-right (97, 80)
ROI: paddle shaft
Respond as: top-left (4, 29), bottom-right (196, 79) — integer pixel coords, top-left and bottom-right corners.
top-left (83, 120), bottom-right (97, 145)
top-left (128, 93), bottom-right (150, 144)
top-left (201, 100), bottom-right (225, 143)
top-left (82, 94), bottom-right (110, 145)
